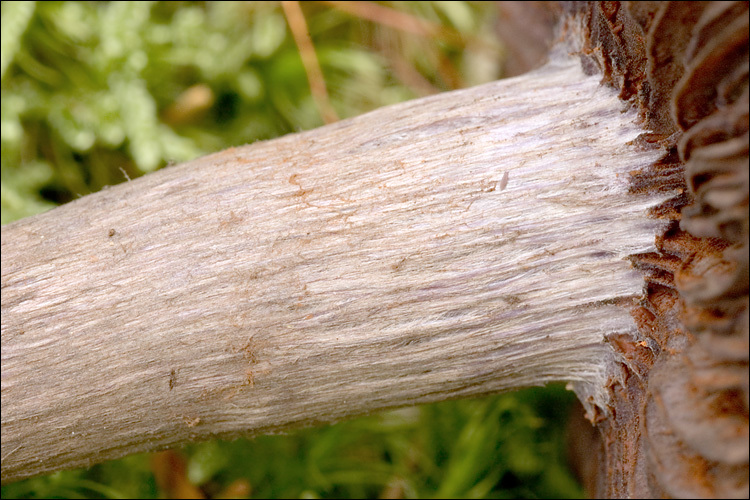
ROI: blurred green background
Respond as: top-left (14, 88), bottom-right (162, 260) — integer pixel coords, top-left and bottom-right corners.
top-left (1, 1), bottom-right (585, 498)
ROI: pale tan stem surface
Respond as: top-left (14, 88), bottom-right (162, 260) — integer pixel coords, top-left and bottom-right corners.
top-left (1, 53), bottom-right (672, 483)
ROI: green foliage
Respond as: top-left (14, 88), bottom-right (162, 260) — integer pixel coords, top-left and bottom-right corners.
top-left (1, 2), bottom-right (584, 498)
top-left (1, 453), bottom-right (158, 499)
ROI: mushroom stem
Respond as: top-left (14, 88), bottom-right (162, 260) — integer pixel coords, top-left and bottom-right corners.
top-left (1, 46), bottom-right (675, 483)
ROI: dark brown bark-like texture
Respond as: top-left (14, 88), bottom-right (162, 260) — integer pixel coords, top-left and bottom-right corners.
top-left (559, 2), bottom-right (749, 498)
